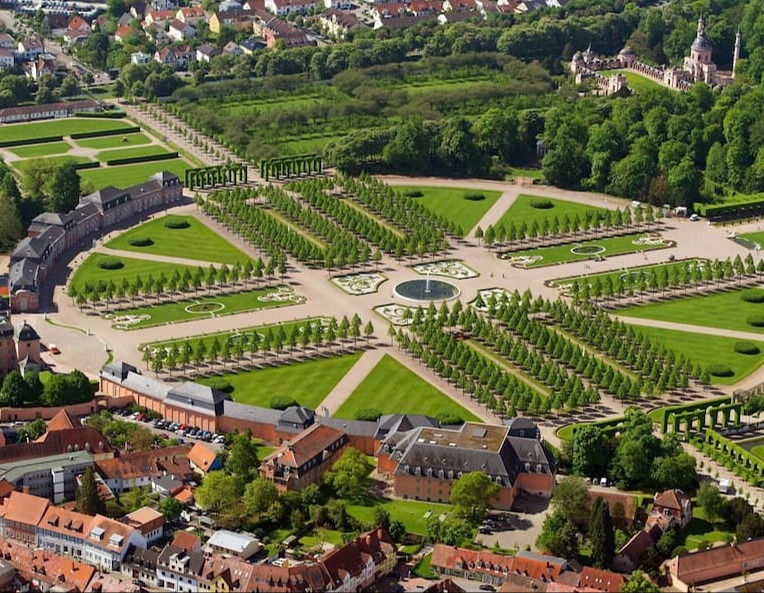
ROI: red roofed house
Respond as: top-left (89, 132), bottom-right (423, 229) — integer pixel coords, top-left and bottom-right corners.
top-left (176, 6), bottom-right (207, 24)
top-left (1, 490), bottom-right (49, 545)
top-left (64, 15), bottom-right (92, 43)
top-left (321, 528), bottom-right (397, 591)
top-left (612, 531), bottom-right (655, 574)
top-left (123, 506), bottom-right (164, 543)
top-left (646, 489), bottom-right (692, 534)
top-left (46, 408), bottom-right (76, 431)
top-left (667, 537), bottom-right (764, 591)
top-left (260, 423), bottom-right (348, 492)
top-left (172, 530), bottom-right (202, 553)
top-left (145, 9), bottom-right (176, 26)
top-left (115, 24), bottom-right (132, 42)
top-left (187, 441), bottom-right (222, 475)
top-left (576, 566), bottom-right (625, 592)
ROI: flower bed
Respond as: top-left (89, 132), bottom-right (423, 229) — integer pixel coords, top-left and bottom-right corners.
top-left (471, 288), bottom-right (513, 311)
top-left (374, 303), bottom-right (419, 326)
top-left (412, 260), bottom-right (478, 279)
top-left (331, 272), bottom-right (387, 295)
top-left (258, 287), bottom-right (305, 304)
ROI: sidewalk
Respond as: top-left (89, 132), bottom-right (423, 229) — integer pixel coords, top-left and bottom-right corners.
top-left (315, 348), bottom-right (386, 415)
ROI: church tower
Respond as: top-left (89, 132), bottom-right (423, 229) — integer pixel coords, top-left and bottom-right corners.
top-left (733, 26), bottom-right (741, 78)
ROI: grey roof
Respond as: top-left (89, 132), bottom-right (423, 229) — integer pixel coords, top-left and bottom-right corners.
top-left (321, 417), bottom-right (378, 437)
top-left (278, 405), bottom-right (314, 426)
top-left (0, 315), bottom-right (14, 338)
top-left (11, 235), bottom-right (50, 262)
top-left (80, 186), bottom-right (130, 210)
top-left (17, 322), bottom-right (40, 342)
top-left (9, 258), bottom-right (39, 290)
top-left (152, 474), bottom-right (182, 492)
top-left (158, 545), bottom-right (206, 575)
top-left (206, 529), bottom-right (260, 553)
top-left (515, 550), bottom-right (567, 568)
top-left (505, 417), bottom-right (540, 438)
top-left (375, 414), bottom-right (439, 439)
top-left (121, 372), bottom-right (168, 400)
top-left (223, 400), bottom-right (282, 425)
top-left (506, 436), bottom-right (555, 473)
top-left (196, 43), bottom-right (218, 56)
top-left (166, 382), bottom-right (229, 416)
top-left (72, 202), bottom-right (100, 222)
top-left (31, 212), bottom-right (73, 227)
top-left (102, 360), bottom-right (139, 381)
top-left (0, 450), bottom-right (92, 484)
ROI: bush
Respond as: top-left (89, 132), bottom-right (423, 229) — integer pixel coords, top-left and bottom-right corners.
top-left (270, 395), bottom-right (298, 410)
top-left (404, 189), bottom-right (423, 198)
top-left (127, 236), bottom-right (154, 247)
top-left (205, 377), bottom-right (234, 393)
top-left (530, 199), bottom-right (554, 209)
top-left (97, 257), bottom-right (124, 270)
top-left (437, 412), bottom-right (464, 425)
top-left (735, 341), bottom-right (761, 355)
top-left (747, 315), bottom-right (764, 327)
top-left (742, 289), bottom-right (764, 303)
top-left (463, 192), bottom-right (485, 201)
top-left (164, 218), bottom-right (190, 229)
top-left (355, 408), bottom-right (382, 421)
top-left (707, 364), bottom-right (734, 377)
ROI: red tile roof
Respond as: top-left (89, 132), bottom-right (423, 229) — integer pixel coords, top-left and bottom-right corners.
top-left (669, 537), bottom-right (764, 586)
top-left (578, 567), bottom-right (625, 593)
top-left (172, 530), bottom-right (202, 552)
top-left (188, 441), bottom-right (218, 473)
top-left (46, 409), bottom-right (76, 431)
top-left (266, 424), bottom-right (346, 469)
top-left (431, 545), bottom-right (515, 576)
top-left (654, 489), bottom-right (689, 511)
top-left (2, 490), bottom-right (49, 526)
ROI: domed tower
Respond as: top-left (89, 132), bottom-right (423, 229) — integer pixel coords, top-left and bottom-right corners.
top-left (690, 14), bottom-right (713, 64)
top-left (618, 45), bottom-right (636, 66)
top-left (16, 321), bottom-right (41, 368)
top-left (570, 50), bottom-right (584, 73)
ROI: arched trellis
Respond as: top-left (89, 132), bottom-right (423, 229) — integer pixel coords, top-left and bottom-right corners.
top-left (185, 163), bottom-right (248, 190)
top-left (260, 154), bottom-right (323, 182)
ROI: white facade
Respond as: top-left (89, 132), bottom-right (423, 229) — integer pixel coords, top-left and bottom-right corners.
top-left (0, 49), bottom-right (14, 69)
top-left (131, 51), bottom-right (152, 64)
top-left (264, 0), bottom-right (316, 15)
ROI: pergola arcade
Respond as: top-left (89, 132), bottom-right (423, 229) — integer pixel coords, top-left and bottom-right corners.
top-left (260, 154), bottom-right (322, 181)
top-left (663, 402), bottom-right (743, 440)
top-left (185, 163), bottom-right (247, 190)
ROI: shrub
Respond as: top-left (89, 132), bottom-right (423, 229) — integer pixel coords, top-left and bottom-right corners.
top-left (355, 408), bottom-right (382, 421)
top-left (463, 192), bottom-right (485, 201)
top-left (707, 364), bottom-right (734, 377)
top-left (164, 218), bottom-right (190, 229)
top-left (747, 315), bottom-right (764, 327)
top-left (741, 289), bottom-right (764, 303)
top-left (530, 199), bottom-right (554, 209)
top-left (270, 395), bottom-right (298, 410)
top-left (205, 377), bottom-right (234, 393)
top-left (404, 189), bottom-right (423, 198)
top-left (735, 341), bottom-right (761, 355)
top-left (97, 257), bottom-right (124, 270)
top-left (437, 412), bottom-right (464, 425)
top-left (127, 236), bottom-right (154, 247)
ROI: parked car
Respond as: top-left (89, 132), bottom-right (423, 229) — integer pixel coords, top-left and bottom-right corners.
top-left (48, 343), bottom-right (61, 354)
top-left (479, 585), bottom-right (496, 592)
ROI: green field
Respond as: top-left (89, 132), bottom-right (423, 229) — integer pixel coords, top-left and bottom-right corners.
top-left (740, 231), bottom-right (764, 248)
top-left (198, 352), bottom-right (361, 410)
top-left (145, 317), bottom-right (329, 353)
top-left (17, 155), bottom-right (93, 168)
top-left (509, 167), bottom-right (545, 180)
top-left (1, 118), bottom-right (133, 142)
top-left (96, 145), bottom-right (175, 162)
top-left (334, 354), bottom-right (480, 422)
top-left (397, 185), bottom-right (502, 235)
top-left (9, 141), bottom-right (72, 158)
top-left (496, 194), bottom-right (606, 229)
top-left (344, 497), bottom-right (453, 536)
top-left (75, 133), bottom-right (152, 150)
top-left (79, 159), bottom-right (190, 188)
top-left (677, 507), bottom-right (734, 551)
top-left (105, 288), bottom-right (301, 329)
top-left (606, 69), bottom-right (666, 92)
top-left (504, 233), bottom-right (669, 268)
top-left (631, 325), bottom-right (764, 385)
top-left (550, 259), bottom-right (706, 293)
top-left (621, 289), bottom-right (764, 334)
top-left (70, 253), bottom-right (199, 291)
top-left (106, 215), bottom-right (251, 265)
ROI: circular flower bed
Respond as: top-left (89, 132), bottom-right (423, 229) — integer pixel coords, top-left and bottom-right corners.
top-left (374, 304), bottom-right (418, 325)
top-left (742, 289), bottom-right (764, 303)
top-left (98, 257), bottom-right (124, 270)
top-left (707, 364), bottom-right (734, 377)
top-left (530, 199), bottom-right (554, 209)
top-left (164, 218), bottom-right (190, 229)
top-left (258, 287), bottom-right (304, 303)
top-left (571, 245), bottom-right (606, 255)
top-left (127, 236), bottom-right (154, 247)
top-left (185, 302), bottom-right (225, 314)
top-left (735, 341), bottom-right (761, 355)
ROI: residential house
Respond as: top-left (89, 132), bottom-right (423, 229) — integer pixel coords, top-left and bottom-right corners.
top-left (441, 0), bottom-right (478, 10)
top-left (210, 8), bottom-right (258, 33)
top-left (154, 45), bottom-right (194, 69)
top-left (667, 537), bottom-right (764, 592)
top-left (408, 0), bottom-right (441, 15)
top-left (64, 16), bottom-right (92, 43)
top-left (240, 37), bottom-right (266, 53)
top-left (260, 423), bottom-right (348, 492)
top-left (131, 51), bottom-right (152, 64)
top-left (196, 43), bottom-right (220, 62)
top-left (27, 56), bottom-right (56, 81)
top-left (145, 9), bottom-right (177, 26)
top-left (130, 1), bottom-right (149, 19)
top-left (188, 441), bottom-right (222, 475)
top-left (261, 18), bottom-right (313, 48)
top-left (321, 528), bottom-right (397, 591)
top-left (612, 531), bottom-right (655, 574)
top-left (94, 445), bottom-right (193, 494)
top-left (0, 33), bottom-right (14, 48)
top-left (123, 507), bottom-right (164, 544)
top-left (156, 543), bottom-right (206, 592)
top-left (150, 0), bottom-right (179, 11)
top-left (319, 9), bottom-right (361, 39)
top-left (146, 24), bottom-right (172, 44)
top-left (645, 489), bottom-right (692, 534)
top-left (85, 572), bottom-right (142, 592)
top-left (264, 0), bottom-right (316, 15)
top-left (0, 540), bottom-right (96, 593)
top-left (323, 0), bottom-right (353, 9)
top-left (176, 6), bottom-right (207, 24)
top-left (576, 567), bottom-right (626, 593)
top-left (120, 546), bottom-right (162, 589)
top-left (1, 490), bottom-right (50, 546)
top-left (205, 530), bottom-right (262, 560)
top-left (116, 12), bottom-right (134, 27)
top-left (115, 24), bottom-right (133, 42)
top-left (17, 38), bottom-right (44, 60)
top-left (0, 49), bottom-right (14, 69)
top-left (169, 19), bottom-right (196, 41)
top-left (371, 2), bottom-right (407, 18)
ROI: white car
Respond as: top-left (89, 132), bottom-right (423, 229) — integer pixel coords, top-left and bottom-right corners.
top-left (689, 214), bottom-right (700, 221)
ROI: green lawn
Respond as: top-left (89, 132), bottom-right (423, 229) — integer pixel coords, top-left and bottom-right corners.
top-left (509, 167), bottom-right (545, 180)
top-left (496, 194), bottom-right (606, 229)
top-left (106, 215), bottom-right (251, 265)
top-left (96, 145), bottom-right (175, 162)
top-left (334, 354), bottom-right (480, 422)
top-left (646, 397), bottom-right (730, 426)
top-left (16, 155), bottom-right (93, 168)
top-left (298, 529), bottom-right (345, 548)
top-left (75, 133), bottom-right (152, 150)
top-left (631, 325), bottom-right (764, 385)
top-left (105, 288), bottom-right (301, 330)
top-left (9, 141), bottom-right (72, 158)
top-left (70, 253), bottom-right (199, 291)
top-left (0, 118), bottom-right (134, 142)
top-left (504, 233), bottom-right (669, 268)
top-left (413, 553), bottom-right (436, 579)
top-left (607, 69), bottom-right (666, 92)
top-left (344, 497), bottom-right (453, 536)
top-left (397, 185), bottom-right (502, 236)
top-left (79, 159), bottom-right (190, 189)
top-left (677, 507), bottom-right (734, 551)
top-left (621, 289), bottom-right (764, 334)
top-left (198, 352), bottom-right (361, 410)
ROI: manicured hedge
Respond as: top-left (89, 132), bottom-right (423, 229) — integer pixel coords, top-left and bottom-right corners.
top-left (97, 257), bottom-right (124, 270)
top-left (73, 161), bottom-right (100, 170)
top-left (530, 199), bottom-right (554, 209)
top-left (404, 189), bottom-right (423, 198)
top-left (735, 342), bottom-right (761, 355)
top-left (707, 363), bottom-right (734, 377)
top-left (70, 125), bottom-right (141, 139)
top-left (105, 151), bottom-right (178, 166)
top-left (437, 412), bottom-right (464, 425)
top-left (741, 289), bottom-right (764, 303)
top-left (463, 193), bottom-right (485, 201)
top-left (204, 377), bottom-right (234, 393)
top-left (747, 315), bottom-right (764, 327)
top-left (73, 111), bottom-right (127, 118)
top-left (127, 236), bottom-right (154, 247)
top-left (0, 135), bottom-right (63, 148)
top-left (270, 395), bottom-right (298, 410)
top-left (355, 408), bottom-right (382, 421)
top-left (701, 199), bottom-right (764, 221)
top-left (164, 218), bottom-right (190, 229)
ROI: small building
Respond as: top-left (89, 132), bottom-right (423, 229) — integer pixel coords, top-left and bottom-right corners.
top-left (0, 48), bottom-right (15, 69)
top-left (168, 19), bottom-right (196, 41)
top-left (319, 8), bottom-right (361, 39)
top-left (645, 489), bottom-right (692, 534)
top-left (130, 51), bottom-right (152, 64)
top-left (264, 0), bottom-right (317, 15)
top-left (667, 536), bottom-right (764, 591)
top-left (195, 43), bottom-right (219, 62)
top-left (176, 6), bottom-right (207, 24)
top-left (187, 441), bottom-right (222, 475)
top-left (123, 506), bottom-right (165, 544)
top-left (205, 529), bottom-right (262, 559)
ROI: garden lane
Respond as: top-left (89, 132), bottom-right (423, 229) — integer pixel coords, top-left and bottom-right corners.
top-left (314, 349), bottom-right (386, 416)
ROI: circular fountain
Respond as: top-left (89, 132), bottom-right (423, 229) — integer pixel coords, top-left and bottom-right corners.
top-left (394, 272), bottom-right (460, 302)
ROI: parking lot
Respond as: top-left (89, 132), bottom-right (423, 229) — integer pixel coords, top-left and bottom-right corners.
top-left (109, 406), bottom-right (226, 447)
top-left (474, 495), bottom-right (552, 551)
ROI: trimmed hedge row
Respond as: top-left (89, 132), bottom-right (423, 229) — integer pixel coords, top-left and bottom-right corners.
top-left (0, 135), bottom-right (63, 148)
top-left (741, 289), bottom-right (764, 303)
top-left (73, 161), bottom-right (101, 171)
top-left (700, 199), bottom-right (764, 221)
top-left (735, 341), bottom-right (761, 355)
top-left (73, 111), bottom-right (127, 119)
top-left (127, 236), bottom-right (154, 247)
top-left (71, 125), bottom-right (140, 139)
top-left (97, 257), bottom-right (124, 270)
top-left (105, 151), bottom-right (178, 167)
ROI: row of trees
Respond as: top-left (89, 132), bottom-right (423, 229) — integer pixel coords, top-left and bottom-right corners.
top-left (0, 369), bottom-right (94, 408)
top-left (68, 257), bottom-right (284, 309)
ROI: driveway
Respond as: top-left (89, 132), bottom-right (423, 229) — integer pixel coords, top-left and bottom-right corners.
top-left (474, 495), bottom-right (552, 550)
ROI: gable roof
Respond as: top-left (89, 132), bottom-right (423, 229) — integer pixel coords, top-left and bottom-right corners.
top-left (653, 489), bottom-right (689, 511)
top-left (669, 537), bottom-right (764, 585)
top-left (47, 409), bottom-right (76, 432)
top-left (578, 567), bottom-right (625, 592)
top-left (2, 490), bottom-right (49, 526)
top-left (172, 530), bottom-right (202, 552)
top-left (265, 423), bottom-right (346, 469)
top-left (188, 441), bottom-right (218, 473)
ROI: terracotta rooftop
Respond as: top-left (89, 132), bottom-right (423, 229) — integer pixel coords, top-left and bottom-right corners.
top-left (2, 490), bottom-right (49, 526)
top-left (669, 537), bottom-right (764, 586)
top-left (578, 566), bottom-right (625, 592)
top-left (39, 506), bottom-right (92, 540)
top-left (265, 424), bottom-right (346, 469)
top-left (188, 441), bottom-right (218, 473)
top-left (47, 409), bottom-right (76, 431)
top-left (124, 506), bottom-right (163, 527)
top-left (94, 444), bottom-right (191, 480)
top-left (172, 530), bottom-right (201, 552)
top-left (654, 488), bottom-right (689, 510)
